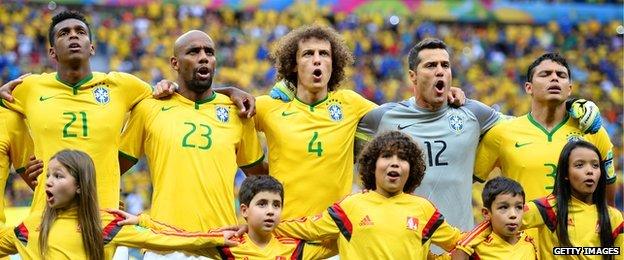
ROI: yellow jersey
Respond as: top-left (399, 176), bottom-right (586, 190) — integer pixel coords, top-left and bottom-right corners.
top-left (1, 72), bottom-right (152, 211)
top-left (255, 90), bottom-right (376, 219)
top-left (0, 208), bottom-right (226, 259)
top-left (523, 195), bottom-right (624, 260)
top-left (461, 231), bottom-right (537, 260)
top-left (119, 92), bottom-right (264, 231)
top-left (274, 191), bottom-right (462, 259)
top-left (475, 114), bottom-right (615, 200)
top-left (0, 108), bottom-right (33, 225)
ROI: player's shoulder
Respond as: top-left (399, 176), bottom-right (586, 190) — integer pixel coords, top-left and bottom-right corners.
top-left (331, 89), bottom-right (367, 101)
top-left (19, 73), bottom-right (55, 88)
top-left (256, 94), bottom-right (285, 106)
top-left (103, 71), bottom-right (149, 87)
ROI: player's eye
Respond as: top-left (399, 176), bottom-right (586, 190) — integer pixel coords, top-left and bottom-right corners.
top-left (273, 201), bottom-right (282, 208)
top-left (441, 62), bottom-right (450, 68)
top-left (556, 72), bottom-right (568, 78)
top-left (320, 50), bottom-right (330, 57)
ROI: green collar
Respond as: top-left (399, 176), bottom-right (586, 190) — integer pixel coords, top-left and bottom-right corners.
top-left (194, 91), bottom-right (217, 109)
top-left (294, 94), bottom-right (328, 112)
top-left (56, 73), bottom-right (93, 95)
top-left (527, 113), bottom-right (569, 142)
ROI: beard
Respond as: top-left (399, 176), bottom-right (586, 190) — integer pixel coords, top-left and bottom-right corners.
top-left (186, 73), bottom-right (213, 93)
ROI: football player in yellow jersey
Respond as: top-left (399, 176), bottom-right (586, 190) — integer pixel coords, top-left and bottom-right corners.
top-left (118, 30), bottom-right (266, 259)
top-left (0, 108), bottom-right (36, 226)
top-left (255, 25), bottom-right (378, 220)
top-left (475, 53), bottom-right (616, 205)
top-left (452, 177), bottom-right (537, 260)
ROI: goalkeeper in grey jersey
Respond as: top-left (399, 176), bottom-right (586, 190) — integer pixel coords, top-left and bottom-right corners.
top-left (354, 38), bottom-right (601, 254)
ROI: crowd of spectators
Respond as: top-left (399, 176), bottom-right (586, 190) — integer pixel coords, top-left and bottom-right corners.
top-left (1, 2), bottom-right (622, 210)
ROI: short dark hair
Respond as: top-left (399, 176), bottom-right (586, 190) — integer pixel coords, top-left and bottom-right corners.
top-left (271, 24), bottom-right (353, 92)
top-left (48, 10), bottom-right (92, 47)
top-left (482, 177), bottom-right (525, 210)
top-left (239, 175), bottom-right (284, 207)
top-left (358, 131), bottom-right (426, 193)
top-left (526, 52), bottom-right (571, 83)
top-left (407, 38), bottom-right (448, 71)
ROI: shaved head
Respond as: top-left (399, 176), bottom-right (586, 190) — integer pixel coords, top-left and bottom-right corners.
top-left (174, 30), bottom-right (213, 56)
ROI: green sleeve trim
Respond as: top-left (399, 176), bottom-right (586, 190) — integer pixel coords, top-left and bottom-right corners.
top-left (354, 132), bottom-right (373, 142)
top-left (0, 99), bottom-right (6, 109)
top-left (240, 154), bottom-right (265, 169)
top-left (118, 151), bottom-right (139, 164)
top-left (15, 167), bottom-right (25, 174)
top-left (606, 175), bottom-right (616, 184)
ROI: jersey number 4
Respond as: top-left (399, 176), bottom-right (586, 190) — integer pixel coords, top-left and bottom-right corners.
top-left (308, 131), bottom-right (323, 156)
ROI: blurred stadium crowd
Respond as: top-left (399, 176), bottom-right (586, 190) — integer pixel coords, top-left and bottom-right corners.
top-left (1, 2), bottom-right (622, 211)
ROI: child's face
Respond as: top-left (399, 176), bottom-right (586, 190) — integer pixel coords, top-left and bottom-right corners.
top-left (483, 193), bottom-right (524, 242)
top-left (45, 159), bottom-right (79, 209)
top-left (568, 147), bottom-right (601, 202)
top-left (241, 191), bottom-right (282, 234)
top-left (374, 152), bottom-right (410, 198)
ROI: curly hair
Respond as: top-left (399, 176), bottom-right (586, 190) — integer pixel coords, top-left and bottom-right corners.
top-left (357, 131), bottom-right (426, 194)
top-left (270, 24), bottom-right (353, 92)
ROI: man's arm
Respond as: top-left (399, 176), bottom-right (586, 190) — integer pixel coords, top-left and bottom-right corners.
top-left (274, 204), bottom-right (344, 242)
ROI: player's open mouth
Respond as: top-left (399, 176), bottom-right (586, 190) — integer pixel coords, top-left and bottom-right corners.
top-left (583, 179), bottom-right (595, 186)
top-left (434, 80), bottom-right (445, 93)
top-left (196, 67), bottom-right (211, 80)
top-left (68, 43), bottom-right (82, 52)
top-left (263, 219), bottom-right (275, 227)
top-left (312, 69), bottom-right (322, 82)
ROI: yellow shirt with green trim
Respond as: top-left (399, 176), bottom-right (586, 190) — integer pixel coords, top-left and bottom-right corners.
top-left (119, 92), bottom-right (263, 231)
top-left (475, 114), bottom-right (615, 200)
top-left (523, 195), bottom-right (624, 260)
top-left (0, 108), bottom-right (33, 225)
top-left (255, 90), bottom-right (377, 219)
top-left (460, 231), bottom-right (537, 260)
top-left (0, 72), bottom-right (151, 211)
top-left (0, 208), bottom-right (227, 259)
top-left (274, 191), bottom-right (462, 259)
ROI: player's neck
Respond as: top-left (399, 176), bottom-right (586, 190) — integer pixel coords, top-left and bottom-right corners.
top-left (530, 102), bottom-right (566, 131)
top-left (296, 86), bottom-right (327, 105)
top-left (176, 84), bottom-right (213, 102)
top-left (57, 65), bottom-right (92, 86)
top-left (247, 229), bottom-right (273, 248)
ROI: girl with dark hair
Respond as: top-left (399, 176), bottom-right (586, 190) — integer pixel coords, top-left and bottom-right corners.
top-left (522, 140), bottom-right (622, 259)
top-left (0, 149), bottom-right (236, 260)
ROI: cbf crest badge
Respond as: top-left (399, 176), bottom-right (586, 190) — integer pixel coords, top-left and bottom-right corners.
top-left (216, 106), bottom-right (229, 123)
top-left (327, 104), bottom-right (343, 122)
top-left (448, 114), bottom-right (464, 134)
top-left (93, 86), bottom-right (110, 105)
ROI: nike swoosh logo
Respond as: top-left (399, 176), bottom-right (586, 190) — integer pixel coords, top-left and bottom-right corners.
top-left (397, 123), bottom-right (416, 130)
top-left (281, 111), bottom-right (297, 116)
top-left (39, 96), bottom-right (55, 101)
top-left (161, 106), bottom-right (176, 111)
top-left (515, 142), bottom-right (532, 148)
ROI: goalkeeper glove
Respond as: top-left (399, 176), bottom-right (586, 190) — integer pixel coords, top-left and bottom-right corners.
top-left (566, 98), bottom-right (602, 134)
top-left (269, 79), bottom-right (296, 102)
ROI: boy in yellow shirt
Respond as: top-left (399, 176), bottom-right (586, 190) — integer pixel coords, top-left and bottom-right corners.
top-left (453, 177), bottom-right (537, 259)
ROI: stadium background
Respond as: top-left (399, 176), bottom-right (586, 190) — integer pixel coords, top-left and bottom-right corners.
top-left (2, 0), bottom-right (623, 225)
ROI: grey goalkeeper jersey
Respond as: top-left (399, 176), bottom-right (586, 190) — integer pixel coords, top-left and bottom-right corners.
top-left (356, 97), bottom-right (499, 232)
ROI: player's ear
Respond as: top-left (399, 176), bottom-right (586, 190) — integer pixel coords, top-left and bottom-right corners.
top-left (170, 56), bottom-right (179, 71)
top-left (408, 69), bottom-right (417, 84)
top-left (49, 47), bottom-right (57, 61)
top-left (524, 82), bottom-right (532, 95)
top-left (89, 43), bottom-right (95, 56)
top-left (481, 207), bottom-right (490, 221)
